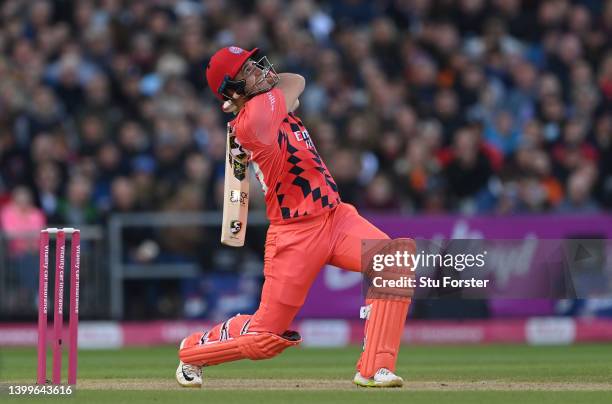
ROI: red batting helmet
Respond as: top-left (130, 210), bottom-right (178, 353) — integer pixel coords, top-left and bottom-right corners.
top-left (205, 46), bottom-right (258, 101)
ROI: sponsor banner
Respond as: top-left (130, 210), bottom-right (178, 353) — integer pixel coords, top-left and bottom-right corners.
top-left (2, 318), bottom-right (612, 347)
top-left (298, 319), bottom-right (350, 347)
top-left (0, 324), bottom-right (37, 345)
top-left (369, 214), bottom-right (612, 239)
top-left (525, 317), bottom-right (576, 345)
top-left (300, 265), bottom-right (363, 318)
top-left (405, 318), bottom-right (605, 345)
top-left (78, 322), bottom-right (123, 349)
top-left (300, 215), bottom-right (612, 318)
top-left (122, 321), bottom-right (212, 346)
top-left (359, 239), bottom-right (611, 300)
top-left (404, 322), bottom-right (486, 344)
top-left (575, 317), bottom-right (612, 341)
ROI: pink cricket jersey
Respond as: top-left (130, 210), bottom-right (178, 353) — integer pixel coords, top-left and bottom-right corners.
top-left (231, 88), bottom-right (341, 223)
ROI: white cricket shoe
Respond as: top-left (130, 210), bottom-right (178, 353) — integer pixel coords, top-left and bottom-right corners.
top-left (176, 338), bottom-right (202, 388)
top-left (353, 368), bottom-right (404, 387)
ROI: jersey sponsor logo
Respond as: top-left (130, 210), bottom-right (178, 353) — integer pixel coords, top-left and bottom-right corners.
top-left (293, 129), bottom-right (314, 149)
top-left (266, 92), bottom-right (276, 111)
top-left (230, 190), bottom-right (248, 206)
top-left (228, 46), bottom-right (244, 54)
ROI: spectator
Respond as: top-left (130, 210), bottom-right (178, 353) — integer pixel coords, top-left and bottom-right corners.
top-left (363, 174), bottom-right (400, 211)
top-left (557, 165), bottom-right (600, 213)
top-left (327, 148), bottom-right (362, 206)
top-left (0, 0), bottom-right (609, 224)
top-left (0, 186), bottom-right (46, 308)
top-left (444, 127), bottom-right (494, 212)
top-left (57, 175), bottom-right (98, 225)
top-left (484, 110), bottom-right (521, 156)
top-left (552, 119), bottom-right (598, 181)
top-left (395, 136), bottom-right (441, 211)
top-left (32, 161), bottom-right (62, 222)
top-left (594, 113), bottom-right (612, 208)
top-left (15, 86), bottom-right (64, 142)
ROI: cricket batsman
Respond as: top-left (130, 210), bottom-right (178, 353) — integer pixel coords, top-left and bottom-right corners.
top-left (176, 46), bottom-right (415, 388)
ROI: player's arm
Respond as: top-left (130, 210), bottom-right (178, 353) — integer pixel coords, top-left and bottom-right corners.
top-left (277, 73), bottom-right (305, 112)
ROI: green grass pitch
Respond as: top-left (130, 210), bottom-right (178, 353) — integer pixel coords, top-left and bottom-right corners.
top-left (1, 344), bottom-right (611, 403)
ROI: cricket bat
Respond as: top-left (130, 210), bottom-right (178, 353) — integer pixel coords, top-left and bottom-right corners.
top-left (221, 123), bottom-right (250, 247)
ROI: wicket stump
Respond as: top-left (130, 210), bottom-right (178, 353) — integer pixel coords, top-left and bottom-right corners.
top-left (37, 227), bottom-right (80, 385)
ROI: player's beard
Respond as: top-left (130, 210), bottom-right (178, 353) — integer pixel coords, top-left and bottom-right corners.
top-left (245, 57), bottom-right (279, 97)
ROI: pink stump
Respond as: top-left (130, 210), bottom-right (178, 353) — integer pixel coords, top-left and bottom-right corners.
top-left (52, 230), bottom-right (65, 385)
top-left (68, 230), bottom-right (80, 385)
top-left (37, 231), bottom-right (50, 385)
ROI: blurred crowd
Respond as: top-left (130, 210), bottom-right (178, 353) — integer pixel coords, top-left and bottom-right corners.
top-left (1, 0), bottom-right (612, 236)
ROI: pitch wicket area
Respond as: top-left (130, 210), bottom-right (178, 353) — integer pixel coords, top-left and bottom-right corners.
top-left (2, 345), bottom-right (611, 403)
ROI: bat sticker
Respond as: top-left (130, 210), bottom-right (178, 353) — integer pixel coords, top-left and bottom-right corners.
top-left (230, 220), bottom-right (243, 234)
